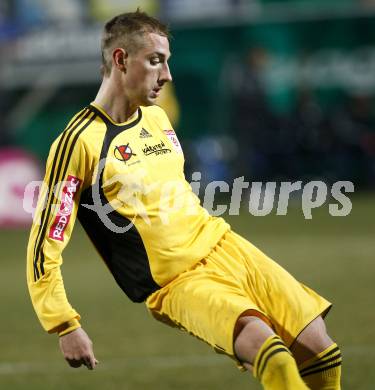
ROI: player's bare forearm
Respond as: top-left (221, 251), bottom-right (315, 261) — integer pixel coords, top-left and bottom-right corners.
top-left (59, 328), bottom-right (99, 370)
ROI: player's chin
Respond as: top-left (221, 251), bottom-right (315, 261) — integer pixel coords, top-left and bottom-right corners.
top-left (143, 96), bottom-right (157, 106)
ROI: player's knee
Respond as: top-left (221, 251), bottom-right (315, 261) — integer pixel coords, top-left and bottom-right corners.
top-left (233, 315), bottom-right (274, 366)
top-left (291, 316), bottom-right (334, 365)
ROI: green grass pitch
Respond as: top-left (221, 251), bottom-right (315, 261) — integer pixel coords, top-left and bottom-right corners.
top-left (0, 194), bottom-right (374, 389)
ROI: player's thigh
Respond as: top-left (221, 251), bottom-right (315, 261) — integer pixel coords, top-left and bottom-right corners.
top-left (227, 231), bottom-right (332, 347)
top-left (146, 263), bottom-right (261, 357)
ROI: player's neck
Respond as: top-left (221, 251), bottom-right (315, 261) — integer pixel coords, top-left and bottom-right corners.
top-left (94, 77), bottom-right (138, 124)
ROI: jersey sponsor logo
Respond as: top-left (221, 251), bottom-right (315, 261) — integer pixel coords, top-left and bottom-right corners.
top-left (139, 127), bottom-right (152, 138)
top-left (114, 143), bottom-right (137, 163)
top-left (49, 175), bottom-right (82, 241)
top-left (164, 129), bottom-right (183, 153)
top-left (142, 140), bottom-right (171, 156)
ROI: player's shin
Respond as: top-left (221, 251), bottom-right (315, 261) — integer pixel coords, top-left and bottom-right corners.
top-left (253, 335), bottom-right (309, 390)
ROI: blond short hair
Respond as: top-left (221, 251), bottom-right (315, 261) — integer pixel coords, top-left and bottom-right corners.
top-left (101, 9), bottom-right (170, 76)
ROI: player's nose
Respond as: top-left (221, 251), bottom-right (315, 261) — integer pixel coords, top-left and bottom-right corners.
top-left (160, 62), bottom-right (172, 83)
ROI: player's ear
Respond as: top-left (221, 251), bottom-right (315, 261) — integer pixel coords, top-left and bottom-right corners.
top-left (113, 48), bottom-right (128, 73)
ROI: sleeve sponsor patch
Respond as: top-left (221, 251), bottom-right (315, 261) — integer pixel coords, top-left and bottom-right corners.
top-left (49, 175), bottom-right (82, 241)
top-left (163, 130), bottom-right (183, 154)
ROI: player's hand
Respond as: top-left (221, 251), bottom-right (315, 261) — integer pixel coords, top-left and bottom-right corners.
top-left (59, 327), bottom-right (99, 370)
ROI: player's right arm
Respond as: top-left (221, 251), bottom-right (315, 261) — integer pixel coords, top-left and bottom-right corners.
top-left (26, 108), bottom-right (98, 369)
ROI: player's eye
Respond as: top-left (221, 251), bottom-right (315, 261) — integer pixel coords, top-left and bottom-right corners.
top-left (150, 57), bottom-right (161, 65)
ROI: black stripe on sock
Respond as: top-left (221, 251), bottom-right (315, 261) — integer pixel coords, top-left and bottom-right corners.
top-left (33, 109), bottom-right (93, 280)
top-left (259, 347), bottom-right (291, 380)
top-left (38, 113), bottom-right (96, 275)
top-left (314, 346), bottom-right (339, 361)
top-left (301, 360), bottom-right (342, 378)
top-left (255, 338), bottom-right (286, 377)
top-left (33, 108), bottom-right (90, 280)
top-left (300, 352), bottom-right (342, 375)
top-left (320, 346), bottom-right (340, 359)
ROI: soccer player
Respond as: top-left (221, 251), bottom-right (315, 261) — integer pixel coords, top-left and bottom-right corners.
top-left (26, 10), bottom-right (341, 389)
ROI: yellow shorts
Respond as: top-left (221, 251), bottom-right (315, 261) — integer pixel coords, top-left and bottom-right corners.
top-left (146, 229), bottom-right (331, 365)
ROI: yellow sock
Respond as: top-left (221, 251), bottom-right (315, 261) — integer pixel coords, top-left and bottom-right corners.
top-left (253, 335), bottom-right (308, 390)
top-left (298, 343), bottom-right (342, 390)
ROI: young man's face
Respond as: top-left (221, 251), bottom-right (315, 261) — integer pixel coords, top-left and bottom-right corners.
top-left (124, 32), bottom-right (172, 107)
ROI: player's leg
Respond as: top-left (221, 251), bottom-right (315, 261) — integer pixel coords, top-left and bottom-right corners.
top-left (290, 316), bottom-right (342, 390)
top-left (146, 256), bottom-right (307, 390)
top-left (221, 231), bottom-right (336, 388)
top-left (233, 313), bottom-right (308, 390)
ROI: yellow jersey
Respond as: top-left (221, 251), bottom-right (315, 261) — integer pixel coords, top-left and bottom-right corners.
top-left (27, 103), bottom-right (229, 333)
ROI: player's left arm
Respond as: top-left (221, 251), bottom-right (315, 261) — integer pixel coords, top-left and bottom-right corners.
top-left (26, 130), bottom-right (100, 369)
top-left (26, 132), bottom-right (91, 335)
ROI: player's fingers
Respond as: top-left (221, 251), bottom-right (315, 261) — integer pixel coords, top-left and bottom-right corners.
top-left (84, 359), bottom-right (93, 370)
top-left (67, 358), bottom-right (83, 368)
top-left (83, 352), bottom-right (97, 370)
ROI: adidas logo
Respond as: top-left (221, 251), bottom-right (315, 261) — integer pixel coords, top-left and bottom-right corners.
top-left (139, 128), bottom-right (152, 138)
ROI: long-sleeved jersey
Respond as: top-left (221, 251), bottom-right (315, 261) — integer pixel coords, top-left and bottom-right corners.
top-left (27, 103), bottom-right (230, 333)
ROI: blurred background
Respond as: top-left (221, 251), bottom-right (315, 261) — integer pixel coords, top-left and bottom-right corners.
top-left (0, 1), bottom-right (374, 389)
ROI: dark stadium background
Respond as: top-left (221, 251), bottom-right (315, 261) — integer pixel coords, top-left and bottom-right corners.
top-left (0, 1), bottom-right (374, 389)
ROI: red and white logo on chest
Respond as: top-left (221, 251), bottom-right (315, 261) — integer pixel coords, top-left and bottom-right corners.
top-left (164, 130), bottom-right (183, 154)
